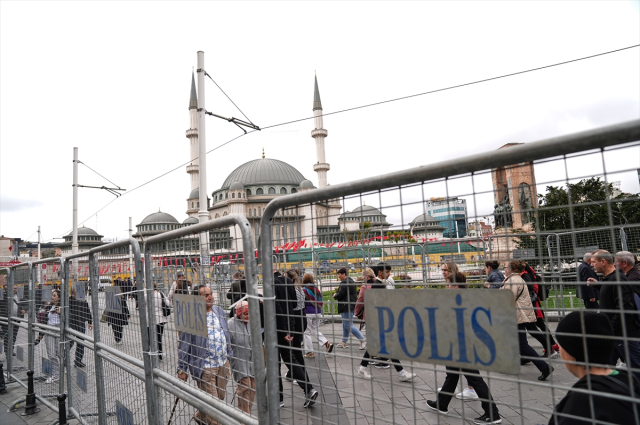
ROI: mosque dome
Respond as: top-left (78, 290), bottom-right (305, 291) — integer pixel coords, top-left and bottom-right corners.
top-left (183, 217), bottom-right (199, 225)
top-left (229, 180), bottom-right (245, 190)
top-left (220, 158), bottom-right (305, 189)
top-left (140, 211), bottom-right (179, 224)
top-left (188, 188), bottom-right (199, 199)
top-left (300, 179), bottom-right (315, 189)
top-left (410, 213), bottom-right (440, 226)
top-left (66, 226), bottom-right (99, 237)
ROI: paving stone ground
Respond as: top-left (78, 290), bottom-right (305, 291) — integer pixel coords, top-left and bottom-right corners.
top-left (2, 297), bottom-right (574, 425)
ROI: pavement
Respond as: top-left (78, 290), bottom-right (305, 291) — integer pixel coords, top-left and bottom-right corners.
top-left (2, 296), bottom-right (575, 425)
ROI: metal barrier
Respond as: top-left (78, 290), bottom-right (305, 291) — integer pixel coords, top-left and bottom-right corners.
top-left (260, 119), bottom-right (640, 424)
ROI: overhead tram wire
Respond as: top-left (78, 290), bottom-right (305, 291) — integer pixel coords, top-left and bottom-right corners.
top-left (50, 43), bottom-right (638, 239)
top-left (78, 161), bottom-right (122, 189)
top-left (204, 71), bottom-right (255, 125)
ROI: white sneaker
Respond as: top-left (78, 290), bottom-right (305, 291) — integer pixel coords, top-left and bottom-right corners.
top-left (359, 339), bottom-right (367, 350)
top-left (336, 342), bottom-right (349, 349)
top-left (357, 368), bottom-right (372, 378)
top-left (45, 376), bottom-right (59, 384)
top-left (456, 388), bottom-right (479, 400)
top-left (398, 370), bottom-right (417, 382)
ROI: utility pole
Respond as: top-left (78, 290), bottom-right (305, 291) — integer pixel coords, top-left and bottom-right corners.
top-left (197, 51), bottom-right (211, 269)
top-left (37, 226), bottom-right (41, 283)
top-left (129, 217), bottom-right (133, 281)
top-left (72, 148), bottom-right (79, 280)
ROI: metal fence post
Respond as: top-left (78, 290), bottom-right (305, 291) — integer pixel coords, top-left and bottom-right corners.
top-left (27, 264), bottom-right (35, 379)
top-left (6, 267), bottom-right (15, 377)
top-left (88, 253), bottom-right (107, 425)
top-left (142, 242), bottom-right (161, 425)
top-left (58, 258), bottom-right (68, 399)
top-left (63, 259), bottom-right (73, 419)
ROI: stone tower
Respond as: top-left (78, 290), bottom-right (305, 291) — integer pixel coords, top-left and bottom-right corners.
top-left (186, 71), bottom-right (200, 217)
top-left (312, 75), bottom-right (330, 188)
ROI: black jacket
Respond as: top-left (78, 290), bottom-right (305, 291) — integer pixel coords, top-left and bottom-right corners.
top-left (335, 277), bottom-right (357, 314)
top-left (548, 370), bottom-right (640, 425)
top-left (273, 272), bottom-right (297, 336)
top-left (577, 262), bottom-right (598, 301)
top-left (69, 297), bottom-right (92, 329)
top-left (593, 270), bottom-right (639, 337)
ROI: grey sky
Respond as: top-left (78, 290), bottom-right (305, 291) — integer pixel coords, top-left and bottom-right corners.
top-left (1, 1), bottom-right (639, 242)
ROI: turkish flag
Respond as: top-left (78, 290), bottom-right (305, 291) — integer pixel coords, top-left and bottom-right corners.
top-left (275, 247), bottom-right (279, 254)
top-left (182, 258), bottom-right (187, 267)
top-left (164, 257), bottom-right (168, 267)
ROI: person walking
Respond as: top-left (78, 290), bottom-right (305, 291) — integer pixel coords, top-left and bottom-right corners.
top-left (617, 250), bottom-right (640, 283)
top-left (521, 263), bottom-right (559, 358)
top-left (302, 273), bottom-right (333, 357)
top-left (168, 272), bottom-right (190, 302)
top-left (549, 311), bottom-right (640, 424)
top-left (274, 267), bottom-right (318, 408)
top-left (427, 272), bottom-right (501, 424)
top-left (177, 285), bottom-right (232, 425)
top-left (69, 287), bottom-right (92, 368)
top-left (2, 285), bottom-right (26, 356)
top-left (587, 250), bottom-right (640, 380)
top-left (227, 301), bottom-right (256, 415)
top-left (500, 260), bottom-right (553, 381)
top-left (334, 268), bottom-right (366, 350)
top-left (577, 253), bottom-right (600, 309)
top-left (45, 289), bottom-right (61, 384)
top-left (483, 261), bottom-right (505, 289)
top-left (144, 281), bottom-right (171, 360)
top-left (285, 269), bottom-right (309, 363)
top-left (354, 268), bottom-right (376, 330)
top-left (356, 264), bottom-right (417, 383)
top-left (107, 280), bottom-right (130, 345)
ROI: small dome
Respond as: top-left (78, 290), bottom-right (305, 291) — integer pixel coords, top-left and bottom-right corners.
top-left (66, 226), bottom-right (99, 236)
top-left (183, 217), bottom-right (199, 225)
top-left (140, 211), bottom-right (179, 224)
top-left (300, 179), bottom-right (315, 189)
top-left (229, 180), bottom-right (245, 190)
top-left (410, 213), bottom-right (439, 225)
top-left (188, 188), bottom-right (199, 199)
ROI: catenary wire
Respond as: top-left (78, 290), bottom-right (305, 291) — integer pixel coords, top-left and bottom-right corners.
top-left (204, 71), bottom-right (255, 125)
top-left (78, 161), bottom-right (122, 188)
top-left (50, 44), bottom-right (638, 240)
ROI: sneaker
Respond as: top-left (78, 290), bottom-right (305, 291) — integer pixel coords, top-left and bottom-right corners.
top-left (303, 389), bottom-right (318, 408)
top-left (74, 361), bottom-right (86, 368)
top-left (356, 368), bottom-right (372, 378)
top-left (456, 388), bottom-right (479, 400)
top-left (292, 380), bottom-right (298, 385)
top-left (336, 342), bottom-right (348, 349)
top-left (368, 357), bottom-right (377, 365)
top-left (538, 365), bottom-right (554, 381)
top-left (45, 376), bottom-right (59, 384)
top-left (359, 339), bottom-right (367, 350)
top-left (426, 400), bottom-right (448, 414)
top-left (473, 413), bottom-right (502, 424)
top-left (617, 361), bottom-right (627, 370)
top-left (279, 401), bottom-right (285, 408)
top-left (399, 370), bottom-right (417, 382)
top-left (551, 344), bottom-right (560, 352)
top-left (284, 373), bottom-right (293, 382)
top-left (374, 362), bottom-right (390, 369)
top-left (303, 352), bottom-right (315, 358)
top-left (325, 343), bottom-right (334, 353)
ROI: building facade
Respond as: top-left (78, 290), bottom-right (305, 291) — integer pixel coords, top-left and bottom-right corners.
top-left (423, 197), bottom-right (468, 238)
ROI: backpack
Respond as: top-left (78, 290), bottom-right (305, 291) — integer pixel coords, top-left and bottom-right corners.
top-left (303, 285), bottom-right (323, 308)
top-left (160, 292), bottom-right (171, 317)
top-left (526, 265), bottom-right (548, 301)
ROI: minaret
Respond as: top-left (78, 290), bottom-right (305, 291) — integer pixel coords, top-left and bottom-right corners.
top-left (312, 74), bottom-right (330, 188)
top-left (186, 71), bottom-right (199, 191)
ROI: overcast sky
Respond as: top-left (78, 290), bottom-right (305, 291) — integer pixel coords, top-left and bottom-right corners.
top-left (1, 1), bottom-right (639, 243)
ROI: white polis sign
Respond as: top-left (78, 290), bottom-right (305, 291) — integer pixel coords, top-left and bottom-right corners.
top-left (105, 286), bottom-right (123, 313)
top-left (365, 289), bottom-right (520, 374)
top-left (173, 294), bottom-right (208, 337)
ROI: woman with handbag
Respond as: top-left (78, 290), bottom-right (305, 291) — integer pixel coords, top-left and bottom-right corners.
top-left (500, 260), bottom-right (553, 381)
top-left (302, 273), bottom-right (333, 357)
top-left (521, 264), bottom-right (559, 358)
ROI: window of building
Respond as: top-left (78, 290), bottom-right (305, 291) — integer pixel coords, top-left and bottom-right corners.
top-left (232, 193), bottom-right (235, 199)
top-left (225, 193), bottom-right (228, 199)
top-left (291, 188), bottom-right (297, 193)
top-left (280, 187), bottom-right (287, 194)
top-left (254, 209), bottom-right (257, 216)
top-left (268, 187), bottom-right (276, 194)
top-left (246, 189), bottom-right (251, 196)
top-left (256, 188), bottom-right (263, 195)
top-left (191, 202), bottom-right (194, 208)
top-left (197, 202), bottom-right (199, 207)
top-left (248, 209), bottom-right (252, 217)
top-left (258, 206), bottom-right (262, 216)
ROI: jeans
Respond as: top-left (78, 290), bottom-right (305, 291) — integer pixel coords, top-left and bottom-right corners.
top-left (437, 367), bottom-right (499, 417)
top-left (304, 313), bottom-right (329, 352)
top-left (612, 339), bottom-right (640, 381)
top-left (518, 323), bottom-right (549, 373)
top-left (341, 311), bottom-right (364, 342)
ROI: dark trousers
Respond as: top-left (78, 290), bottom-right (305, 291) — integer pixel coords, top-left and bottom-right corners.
top-left (278, 333), bottom-right (312, 401)
top-left (583, 297), bottom-right (599, 309)
top-left (112, 324), bottom-right (123, 342)
top-left (612, 339), bottom-right (640, 381)
top-left (518, 323), bottom-right (549, 372)
top-left (524, 318), bottom-right (557, 353)
top-left (2, 324), bottom-right (19, 354)
top-left (360, 351), bottom-right (403, 372)
top-left (290, 310), bottom-right (307, 372)
top-left (69, 324), bottom-right (86, 362)
top-left (437, 367), bottom-right (499, 417)
top-left (147, 324), bottom-right (165, 356)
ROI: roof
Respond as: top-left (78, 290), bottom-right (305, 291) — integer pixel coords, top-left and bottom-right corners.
top-left (219, 158), bottom-right (305, 190)
top-left (410, 213), bottom-right (440, 225)
top-left (340, 205), bottom-right (387, 219)
top-left (140, 211), bottom-right (179, 224)
top-left (188, 188), bottom-right (199, 199)
top-left (66, 226), bottom-right (100, 237)
top-left (189, 72), bottom-right (198, 110)
top-left (300, 179), bottom-right (315, 189)
top-left (313, 75), bottom-right (322, 111)
top-left (229, 180), bottom-right (245, 190)
top-left (183, 217), bottom-right (199, 225)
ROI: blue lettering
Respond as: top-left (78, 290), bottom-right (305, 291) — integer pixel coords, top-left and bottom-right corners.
top-left (196, 303), bottom-right (204, 332)
top-left (175, 301), bottom-right (183, 327)
top-left (376, 307), bottom-right (395, 355)
top-left (472, 307), bottom-right (496, 366)
top-left (453, 294), bottom-right (470, 363)
top-left (425, 308), bottom-right (452, 361)
top-left (398, 307), bottom-right (424, 358)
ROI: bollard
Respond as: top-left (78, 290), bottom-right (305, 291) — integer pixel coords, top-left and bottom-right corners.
top-left (0, 362), bottom-right (7, 394)
top-left (57, 394), bottom-right (68, 425)
top-left (22, 370), bottom-right (40, 415)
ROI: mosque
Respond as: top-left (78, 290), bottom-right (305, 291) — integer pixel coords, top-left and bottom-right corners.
top-left (131, 74), bottom-right (446, 256)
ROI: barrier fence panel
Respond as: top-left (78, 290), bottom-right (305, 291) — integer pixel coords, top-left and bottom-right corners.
top-left (142, 214), bottom-right (266, 425)
top-left (260, 120), bottom-right (640, 424)
top-left (4, 262), bottom-right (31, 389)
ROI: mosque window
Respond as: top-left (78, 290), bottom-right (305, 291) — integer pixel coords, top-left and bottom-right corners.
top-left (225, 193), bottom-right (228, 199)
top-left (248, 209), bottom-right (252, 217)
top-left (223, 212), bottom-right (228, 216)
top-left (191, 202), bottom-right (194, 208)
top-left (246, 189), bottom-right (251, 196)
top-left (254, 209), bottom-right (257, 216)
top-left (291, 188), bottom-right (297, 193)
top-left (259, 206), bottom-right (262, 216)
top-left (280, 187), bottom-right (287, 194)
top-left (153, 225), bottom-right (157, 231)
top-left (232, 193), bottom-right (235, 199)
top-left (257, 188), bottom-right (263, 195)
top-left (268, 187), bottom-right (276, 195)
